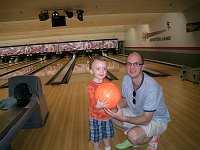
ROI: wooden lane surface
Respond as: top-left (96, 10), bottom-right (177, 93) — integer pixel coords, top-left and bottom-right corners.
top-left (35, 57), bottom-right (71, 84)
top-left (0, 55), bottom-right (200, 150)
top-left (0, 57), bottom-right (70, 85)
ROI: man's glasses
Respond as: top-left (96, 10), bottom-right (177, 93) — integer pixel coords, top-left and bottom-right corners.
top-left (132, 90), bottom-right (136, 104)
top-left (126, 62), bottom-right (144, 67)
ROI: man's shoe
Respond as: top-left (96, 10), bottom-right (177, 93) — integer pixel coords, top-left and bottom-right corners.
top-left (116, 140), bottom-right (139, 149)
top-left (146, 136), bottom-right (160, 150)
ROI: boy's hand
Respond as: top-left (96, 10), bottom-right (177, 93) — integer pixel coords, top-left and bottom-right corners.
top-left (96, 99), bottom-right (109, 108)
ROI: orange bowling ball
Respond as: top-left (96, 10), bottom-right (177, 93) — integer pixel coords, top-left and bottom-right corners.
top-left (95, 82), bottom-right (121, 109)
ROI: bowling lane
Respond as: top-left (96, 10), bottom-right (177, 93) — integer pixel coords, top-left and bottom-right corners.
top-left (105, 56), bottom-right (127, 80)
top-left (69, 56), bottom-right (126, 84)
top-left (33, 57), bottom-right (71, 83)
top-left (72, 56), bottom-right (90, 75)
top-left (0, 60), bottom-right (37, 74)
top-left (0, 62), bottom-right (16, 69)
top-left (0, 62), bottom-right (8, 67)
top-left (0, 59), bottom-right (55, 86)
top-left (111, 54), bottom-right (181, 76)
top-left (72, 56), bottom-right (123, 75)
top-left (111, 54), bottom-right (127, 62)
top-left (0, 61), bottom-right (27, 70)
top-left (0, 60), bottom-right (51, 79)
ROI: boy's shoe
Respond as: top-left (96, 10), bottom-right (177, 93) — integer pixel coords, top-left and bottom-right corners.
top-left (116, 140), bottom-right (139, 149)
top-left (146, 136), bottom-right (160, 150)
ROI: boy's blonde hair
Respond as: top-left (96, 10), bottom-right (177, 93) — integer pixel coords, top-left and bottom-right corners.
top-left (89, 56), bottom-right (107, 69)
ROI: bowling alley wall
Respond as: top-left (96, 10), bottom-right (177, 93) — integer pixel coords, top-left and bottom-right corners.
top-left (124, 4), bottom-right (200, 67)
top-left (0, 4), bottom-right (200, 67)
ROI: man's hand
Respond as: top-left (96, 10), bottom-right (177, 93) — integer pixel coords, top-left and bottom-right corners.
top-left (104, 105), bottom-right (126, 121)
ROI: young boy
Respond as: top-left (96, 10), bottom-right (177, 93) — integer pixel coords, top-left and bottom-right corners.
top-left (86, 56), bottom-right (114, 150)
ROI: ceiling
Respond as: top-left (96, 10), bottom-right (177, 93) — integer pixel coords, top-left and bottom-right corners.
top-left (0, 0), bottom-right (200, 41)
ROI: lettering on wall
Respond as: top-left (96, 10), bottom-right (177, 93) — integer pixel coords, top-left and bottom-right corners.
top-left (149, 36), bottom-right (171, 42)
top-left (141, 22), bottom-right (172, 42)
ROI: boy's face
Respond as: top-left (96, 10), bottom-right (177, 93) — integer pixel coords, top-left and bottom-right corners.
top-left (90, 59), bottom-right (107, 83)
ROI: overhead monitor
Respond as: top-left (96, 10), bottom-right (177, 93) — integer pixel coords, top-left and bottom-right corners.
top-left (51, 16), bottom-right (66, 27)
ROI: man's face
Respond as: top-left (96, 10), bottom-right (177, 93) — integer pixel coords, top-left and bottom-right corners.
top-left (126, 54), bottom-right (144, 78)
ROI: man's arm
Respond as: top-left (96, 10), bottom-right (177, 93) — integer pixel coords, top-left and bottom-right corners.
top-left (118, 98), bottom-right (128, 108)
top-left (105, 105), bottom-right (153, 125)
top-left (123, 111), bottom-right (153, 125)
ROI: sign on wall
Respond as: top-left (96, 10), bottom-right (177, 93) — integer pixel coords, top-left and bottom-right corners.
top-left (0, 39), bottom-right (118, 56)
top-left (186, 22), bottom-right (200, 32)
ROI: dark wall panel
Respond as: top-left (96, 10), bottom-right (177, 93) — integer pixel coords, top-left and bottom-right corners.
top-left (125, 49), bottom-right (200, 68)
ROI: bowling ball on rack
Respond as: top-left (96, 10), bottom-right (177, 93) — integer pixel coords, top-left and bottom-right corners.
top-left (95, 82), bottom-right (121, 109)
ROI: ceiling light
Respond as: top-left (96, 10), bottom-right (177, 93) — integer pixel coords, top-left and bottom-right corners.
top-left (38, 11), bottom-right (49, 21)
top-left (52, 11), bottom-right (59, 19)
top-left (65, 9), bottom-right (74, 18)
top-left (76, 9), bottom-right (84, 21)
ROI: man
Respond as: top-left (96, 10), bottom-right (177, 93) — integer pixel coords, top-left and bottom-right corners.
top-left (105, 52), bottom-right (170, 150)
